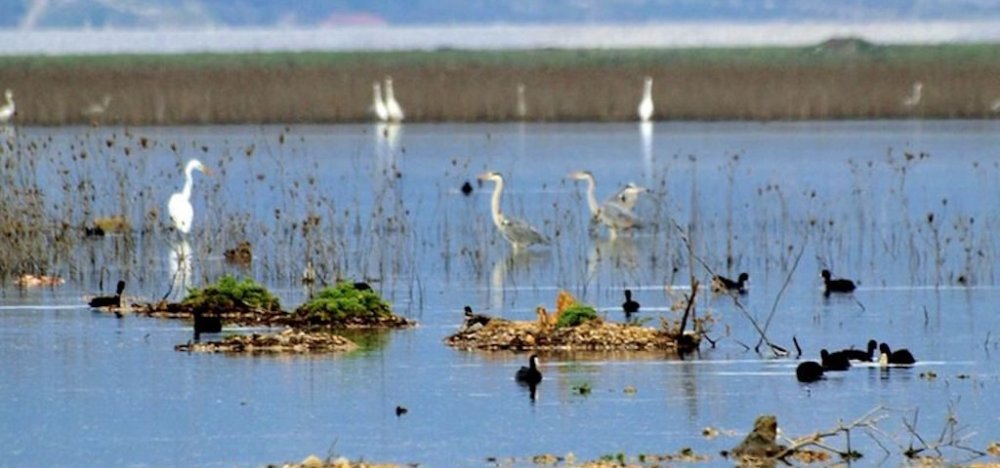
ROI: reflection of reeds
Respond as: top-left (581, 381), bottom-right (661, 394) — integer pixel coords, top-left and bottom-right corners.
top-left (3, 47), bottom-right (1000, 124)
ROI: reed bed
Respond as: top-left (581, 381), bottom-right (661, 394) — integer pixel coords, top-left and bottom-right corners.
top-left (2, 44), bottom-right (1000, 125)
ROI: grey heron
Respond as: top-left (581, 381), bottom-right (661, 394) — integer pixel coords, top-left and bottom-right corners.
top-left (384, 76), bottom-right (404, 122)
top-left (567, 170), bottom-right (641, 238)
top-left (637, 76), bottom-right (654, 122)
top-left (608, 182), bottom-right (648, 211)
top-left (478, 171), bottom-right (550, 251)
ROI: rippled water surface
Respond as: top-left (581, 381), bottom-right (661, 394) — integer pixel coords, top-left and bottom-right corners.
top-left (2, 121), bottom-right (1000, 466)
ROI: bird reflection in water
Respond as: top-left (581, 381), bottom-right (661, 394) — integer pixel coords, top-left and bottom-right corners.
top-left (489, 250), bottom-right (549, 312)
top-left (586, 235), bottom-right (638, 281)
top-left (167, 240), bottom-right (192, 301)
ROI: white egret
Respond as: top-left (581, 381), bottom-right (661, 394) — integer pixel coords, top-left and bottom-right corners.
top-left (0, 89), bottom-right (15, 123)
top-left (384, 76), bottom-right (405, 122)
top-left (371, 82), bottom-right (388, 122)
top-left (82, 94), bottom-right (112, 118)
top-left (902, 81), bottom-right (923, 109)
top-left (637, 77), bottom-right (654, 122)
top-left (568, 171), bottom-right (641, 238)
top-left (168, 159), bottom-right (209, 234)
top-left (516, 83), bottom-right (527, 119)
top-left (478, 171), bottom-right (550, 251)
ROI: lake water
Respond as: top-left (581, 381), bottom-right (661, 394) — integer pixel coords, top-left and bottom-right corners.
top-left (1, 120), bottom-right (999, 466)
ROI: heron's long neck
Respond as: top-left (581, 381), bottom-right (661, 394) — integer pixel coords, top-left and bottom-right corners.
top-left (490, 179), bottom-right (505, 227)
top-left (643, 82), bottom-right (652, 99)
top-left (373, 86), bottom-right (382, 106)
top-left (386, 84), bottom-right (395, 101)
top-left (182, 166), bottom-right (195, 199)
top-left (583, 176), bottom-right (600, 216)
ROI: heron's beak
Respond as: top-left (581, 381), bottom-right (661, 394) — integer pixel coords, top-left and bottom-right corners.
top-left (476, 172), bottom-right (491, 181)
top-left (202, 167), bottom-right (214, 176)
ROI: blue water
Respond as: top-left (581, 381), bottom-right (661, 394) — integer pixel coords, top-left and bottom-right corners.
top-left (1, 121), bottom-right (999, 466)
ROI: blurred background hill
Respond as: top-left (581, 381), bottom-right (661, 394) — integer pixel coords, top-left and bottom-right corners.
top-left (3, 0), bottom-right (1000, 29)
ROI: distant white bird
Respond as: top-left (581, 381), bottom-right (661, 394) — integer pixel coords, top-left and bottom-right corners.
top-left (371, 82), bottom-right (388, 122)
top-left (902, 81), bottom-right (923, 109)
top-left (384, 76), bottom-right (404, 122)
top-left (168, 159), bottom-right (210, 234)
top-left (568, 171), bottom-right (642, 238)
top-left (478, 171), bottom-right (550, 252)
top-left (0, 89), bottom-right (16, 124)
top-left (608, 182), bottom-right (649, 211)
top-left (82, 94), bottom-right (112, 118)
top-left (990, 98), bottom-right (1000, 113)
top-left (637, 77), bottom-right (654, 122)
top-left (516, 83), bottom-right (527, 119)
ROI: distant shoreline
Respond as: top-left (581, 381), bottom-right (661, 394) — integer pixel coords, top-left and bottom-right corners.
top-left (1, 43), bottom-right (999, 124)
top-left (2, 21), bottom-right (1000, 55)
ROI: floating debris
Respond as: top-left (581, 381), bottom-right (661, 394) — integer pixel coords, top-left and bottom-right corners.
top-left (14, 274), bottom-right (65, 287)
top-left (223, 240), bottom-right (253, 265)
top-left (175, 329), bottom-right (357, 354)
top-left (445, 317), bottom-right (684, 351)
top-left (447, 290), bottom-right (699, 351)
top-left (271, 454), bottom-right (403, 468)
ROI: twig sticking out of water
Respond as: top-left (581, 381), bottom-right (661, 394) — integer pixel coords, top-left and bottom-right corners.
top-left (668, 219), bottom-right (786, 356)
top-left (774, 406), bottom-right (889, 462)
top-left (900, 404), bottom-right (987, 460)
top-left (754, 240), bottom-right (807, 353)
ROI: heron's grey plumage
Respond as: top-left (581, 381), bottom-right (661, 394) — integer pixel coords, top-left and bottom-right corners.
top-left (478, 171), bottom-right (550, 251)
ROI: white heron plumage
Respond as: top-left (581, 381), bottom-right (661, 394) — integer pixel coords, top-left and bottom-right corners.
top-left (384, 76), bottom-right (404, 122)
top-left (478, 171), bottom-right (550, 251)
top-left (568, 171), bottom-right (642, 237)
top-left (168, 159), bottom-right (209, 234)
top-left (0, 89), bottom-right (15, 123)
top-left (902, 81), bottom-right (923, 109)
top-left (83, 94), bottom-right (112, 118)
top-left (516, 83), bottom-right (527, 119)
top-left (637, 77), bottom-right (654, 122)
top-left (371, 82), bottom-right (388, 122)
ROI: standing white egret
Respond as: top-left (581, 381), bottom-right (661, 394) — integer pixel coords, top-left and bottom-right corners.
top-left (168, 159), bottom-right (209, 234)
top-left (371, 82), bottom-right (388, 122)
top-left (637, 77), bottom-right (654, 122)
top-left (568, 171), bottom-right (641, 238)
top-left (0, 89), bottom-right (15, 124)
top-left (478, 171), bottom-right (550, 251)
top-left (516, 83), bottom-right (527, 119)
top-left (384, 76), bottom-right (405, 122)
top-left (902, 81), bottom-right (923, 109)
